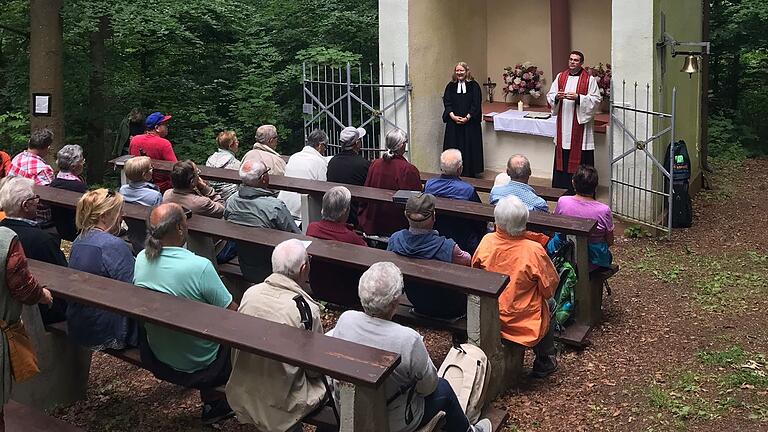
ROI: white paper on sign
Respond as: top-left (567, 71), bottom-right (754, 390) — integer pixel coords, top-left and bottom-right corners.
top-left (34, 95), bottom-right (50, 115)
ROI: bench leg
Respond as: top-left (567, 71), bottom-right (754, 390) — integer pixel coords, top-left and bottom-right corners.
top-left (571, 235), bottom-right (601, 327)
top-left (11, 306), bottom-right (92, 410)
top-left (300, 193), bottom-right (323, 235)
top-left (466, 295), bottom-right (522, 399)
top-left (337, 382), bottom-right (389, 432)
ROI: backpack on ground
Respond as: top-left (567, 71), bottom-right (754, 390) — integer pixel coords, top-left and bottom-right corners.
top-left (437, 342), bottom-right (490, 424)
top-left (550, 237), bottom-right (578, 331)
top-left (663, 140), bottom-right (694, 228)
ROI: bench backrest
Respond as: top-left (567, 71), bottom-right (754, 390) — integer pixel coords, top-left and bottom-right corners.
top-left (109, 157), bottom-right (595, 236)
top-left (36, 185), bottom-right (510, 298)
top-left (30, 259), bottom-right (399, 387)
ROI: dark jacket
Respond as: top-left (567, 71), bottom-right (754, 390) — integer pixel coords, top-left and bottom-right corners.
top-left (387, 229), bottom-right (466, 319)
top-left (50, 177), bottom-right (88, 241)
top-left (0, 218), bottom-right (68, 323)
top-left (327, 151), bottom-right (370, 227)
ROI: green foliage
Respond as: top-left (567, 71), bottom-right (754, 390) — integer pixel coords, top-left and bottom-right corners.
top-left (0, 0), bottom-right (378, 166)
top-left (624, 225), bottom-right (652, 238)
top-left (0, 111), bottom-right (29, 155)
top-left (697, 346), bottom-right (747, 366)
top-left (710, 0), bottom-right (768, 159)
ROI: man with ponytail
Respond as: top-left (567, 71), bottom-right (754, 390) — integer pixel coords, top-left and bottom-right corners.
top-left (133, 203), bottom-right (238, 425)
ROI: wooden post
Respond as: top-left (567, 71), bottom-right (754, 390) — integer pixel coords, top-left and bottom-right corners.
top-left (466, 295), bottom-right (522, 399)
top-left (549, 0), bottom-right (572, 81)
top-left (572, 234), bottom-right (601, 326)
top-left (337, 382), bottom-right (389, 432)
top-left (29, 0), bottom-right (65, 154)
top-left (301, 193), bottom-right (323, 234)
top-left (11, 306), bottom-right (92, 409)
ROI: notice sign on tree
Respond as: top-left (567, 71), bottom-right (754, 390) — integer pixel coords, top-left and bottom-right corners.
top-left (33, 93), bottom-right (51, 116)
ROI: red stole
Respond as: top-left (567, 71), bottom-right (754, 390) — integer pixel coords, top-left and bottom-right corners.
top-left (555, 68), bottom-right (590, 174)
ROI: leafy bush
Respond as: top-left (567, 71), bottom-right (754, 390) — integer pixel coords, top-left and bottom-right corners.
top-left (0, 111), bottom-right (29, 156)
top-left (707, 112), bottom-right (749, 161)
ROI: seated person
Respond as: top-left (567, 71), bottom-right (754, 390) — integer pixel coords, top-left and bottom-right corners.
top-left (424, 149), bottom-right (485, 253)
top-left (306, 186), bottom-right (366, 307)
top-left (226, 239), bottom-right (326, 432)
top-left (163, 160), bottom-right (225, 218)
top-left (387, 193), bottom-right (469, 320)
top-left (50, 144), bottom-right (88, 241)
top-left (330, 262), bottom-right (491, 432)
top-left (205, 130), bottom-right (241, 202)
top-left (224, 160), bottom-right (300, 283)
top-left (358, 128), bottom-right (422, 237)
top-left (327, 126), bottom-right (370, 226)
top-left (133, 203), bottom-right (237, 425)
top-left (119, 156), bottom-right (163, 254)
top-left (9, 128), bottom-right (56, 224)
top-left (0, 176), bottom-right (67, 324)
top-left (471, 196), bottom-right (559, 378)
top-left (68, 189), bottom-right (138, 350)
top-left (241, 124), bottom-right (287, 176)
top-left (277, 129), bottom-right (329, 224)
top-left (551, 164), bottom-right (614, 270)
top-left (489, 154), bottom-right (548, 212)
top-left (119, 156), bottom-right (163, 207)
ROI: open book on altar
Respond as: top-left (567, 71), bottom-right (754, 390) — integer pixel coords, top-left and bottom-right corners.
top-left (523, 112), bottom-right (552, 120)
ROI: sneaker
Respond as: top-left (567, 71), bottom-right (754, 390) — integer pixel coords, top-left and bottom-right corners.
top-left (201, 399), bottom-right (235, 425)
top-left (530, 355), bottom-right (558, 379)
top-left (471, 418), bottom-right (492, 432)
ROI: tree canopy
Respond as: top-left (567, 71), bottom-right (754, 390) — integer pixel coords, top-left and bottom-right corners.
top-left (0, 0), bottom-right (377, 181)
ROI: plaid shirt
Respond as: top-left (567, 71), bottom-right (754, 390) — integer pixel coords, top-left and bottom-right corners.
top-left (8, 151), bottom-right (54, 185)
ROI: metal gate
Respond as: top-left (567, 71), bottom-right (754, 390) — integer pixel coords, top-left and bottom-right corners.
top-left (609, 81), bottom-right (677, 237)
top-left (302, 62), bottom-right (411, 160)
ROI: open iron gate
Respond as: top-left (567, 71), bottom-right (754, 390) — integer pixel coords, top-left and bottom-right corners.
top-left (609, 81), bottom-right (677, 238)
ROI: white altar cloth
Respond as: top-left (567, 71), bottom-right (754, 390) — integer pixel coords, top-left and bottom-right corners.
top-left (493, 109), bottom-right (557, 138)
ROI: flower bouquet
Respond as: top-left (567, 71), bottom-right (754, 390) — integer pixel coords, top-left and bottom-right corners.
top-left (585, 63), bottom-right (611, 112)
top-left (502, 62), bottom-right (545, 105)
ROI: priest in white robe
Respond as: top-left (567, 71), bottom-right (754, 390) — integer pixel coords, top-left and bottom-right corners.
top-left (546, 50), bottom-right (602, 192)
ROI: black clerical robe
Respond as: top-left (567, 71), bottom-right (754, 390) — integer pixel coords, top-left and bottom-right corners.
top-left (442, 80), bottom-right (484, 177)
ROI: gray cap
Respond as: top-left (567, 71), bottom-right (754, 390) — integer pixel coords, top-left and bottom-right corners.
top-left (405, 193), bottom-right (436, 221)
top-left (339, 126), bottom-right (367, 149)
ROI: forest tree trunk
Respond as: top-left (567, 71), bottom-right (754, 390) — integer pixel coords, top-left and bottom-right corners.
top-left (29, 0), bottom-right (64, 159)
top-left (86, 15), bottom-right (111, 183)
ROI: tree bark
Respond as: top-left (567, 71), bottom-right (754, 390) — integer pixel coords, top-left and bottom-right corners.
top-left (700, 0), bottom-right (711, 174)
top-left (86, 15), bottom-right (111, 183)
top-left (29, 0), bottom-right (64, 159)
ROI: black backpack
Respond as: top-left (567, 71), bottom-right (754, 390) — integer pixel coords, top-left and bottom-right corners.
top-left (663, 140), bottom-right (693, 228)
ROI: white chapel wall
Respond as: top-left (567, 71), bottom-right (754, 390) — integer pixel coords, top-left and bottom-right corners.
top-left (405, 0), bottom-right (488, 173)
top-left (378, 0), bottom-right (410, 151)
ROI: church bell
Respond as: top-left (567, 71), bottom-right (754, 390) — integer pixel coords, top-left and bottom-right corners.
top-left (680, 55), bottom-right (700, 78)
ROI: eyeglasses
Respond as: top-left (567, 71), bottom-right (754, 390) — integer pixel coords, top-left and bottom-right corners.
top-left (22, 194), bottom-right (40, 206)
top-left (260, 167), bottom-right (271, 178)
top-left (106, 189), bottom-right (116, 198)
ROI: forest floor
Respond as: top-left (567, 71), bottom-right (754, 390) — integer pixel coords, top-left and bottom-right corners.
top-left (51, 158), bottom-right (768, 432)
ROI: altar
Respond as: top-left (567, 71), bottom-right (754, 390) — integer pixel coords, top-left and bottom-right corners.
top-left (481, 102), bottom-right (610, 187)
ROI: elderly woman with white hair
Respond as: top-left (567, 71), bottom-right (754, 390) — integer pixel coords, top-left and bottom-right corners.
top-left (306, 186), bottom-right (367, 307)
top-left (471, 196), bottom-right (560, 378)
top-left (226, 239), bottom-right (327, 432)
top-left (50, 144), bottom-right (88, 240)
top-left (330, 262), bottom-right (492, 432)
top-left (358, 128), bottom-right (423, 237)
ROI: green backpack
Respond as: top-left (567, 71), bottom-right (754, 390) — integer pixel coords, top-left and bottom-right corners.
top-left (551, 239), bottom-right (578, 331)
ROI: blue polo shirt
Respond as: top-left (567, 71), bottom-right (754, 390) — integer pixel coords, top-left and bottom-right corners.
top-left (424, 175), bottom-right (479, 201)
top-left (133, 247), bottom-right (233, 372)
top-left (490, 180), bottom-right (549, 212)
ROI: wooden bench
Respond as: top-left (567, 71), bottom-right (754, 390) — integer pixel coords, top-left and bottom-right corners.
top-left (29, 259), bottom-right (402, 432)
top-left (4, 400), bottom-right (84, 432)
top-left (36, 185), bottom-right (522, 399)
top-left (108, 157), bottom-right (602, 346)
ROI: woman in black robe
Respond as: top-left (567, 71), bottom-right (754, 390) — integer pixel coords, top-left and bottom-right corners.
top-left (442, 62), bottom-right (484, 177)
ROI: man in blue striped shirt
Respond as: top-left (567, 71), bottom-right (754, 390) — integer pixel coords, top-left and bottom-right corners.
top-left (490, 154), bottom-right (549, 212)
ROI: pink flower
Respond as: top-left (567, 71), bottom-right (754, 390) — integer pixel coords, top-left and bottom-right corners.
top-left (523, 72), bottom-right (531, 80)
